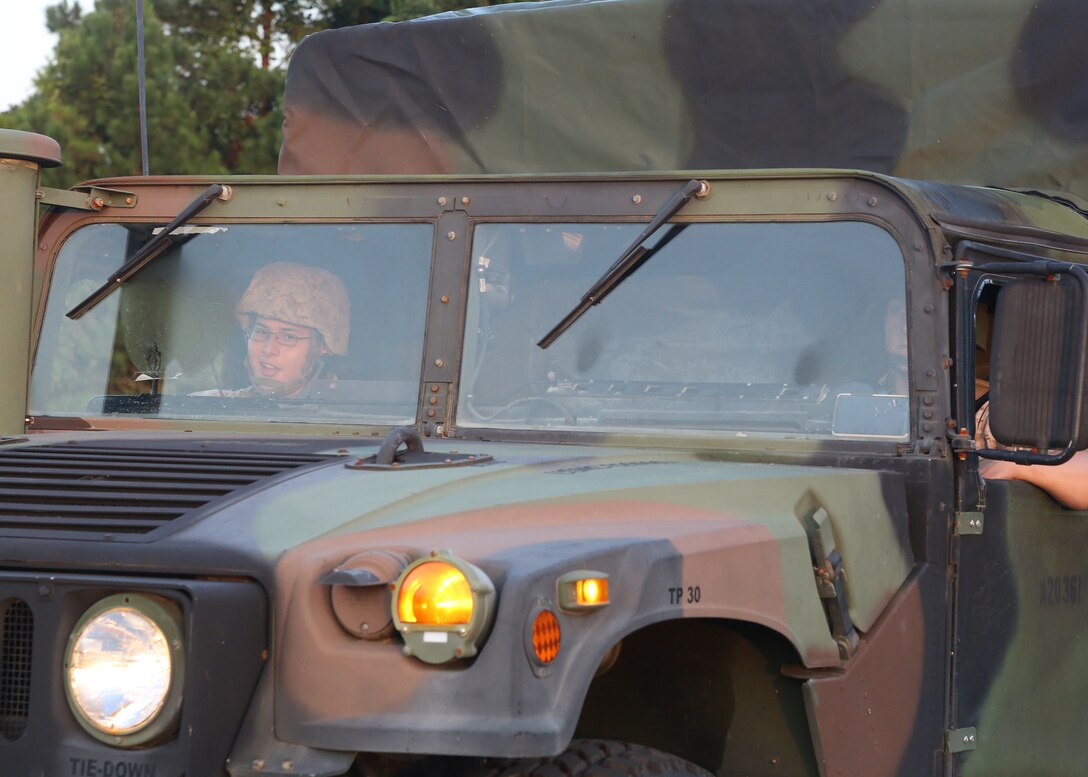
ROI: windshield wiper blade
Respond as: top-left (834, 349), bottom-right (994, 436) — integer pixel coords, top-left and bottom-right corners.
top-left (537, 178), bottom-right (708, 349)
top-left (67, 183), bottom-right (228, 320)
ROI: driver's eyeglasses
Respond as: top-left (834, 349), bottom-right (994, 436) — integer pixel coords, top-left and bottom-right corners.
top-left (248, 325), bottom-right (311, 347)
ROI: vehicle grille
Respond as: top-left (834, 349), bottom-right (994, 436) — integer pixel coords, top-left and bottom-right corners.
top-left (0, 443), bottom-right (334, 537)
top-left (0, 599), bottom-right (32, 742)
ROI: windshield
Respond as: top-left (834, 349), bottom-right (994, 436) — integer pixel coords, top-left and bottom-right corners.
top-left (459, 220), bottom-right (909, 438)
top-left (31, 223), bottom-right (432, 424)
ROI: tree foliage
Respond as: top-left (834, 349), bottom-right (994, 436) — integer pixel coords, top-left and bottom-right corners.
top-left (2, 0), bottom-right (536, 187)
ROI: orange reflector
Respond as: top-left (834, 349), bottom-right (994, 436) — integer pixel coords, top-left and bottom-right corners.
top-left (576, 578), bottom-right (609, 606)
top-left (532, 610), bottom-right (561, 664)
top-left (396, 562), bottom-right (473, 625)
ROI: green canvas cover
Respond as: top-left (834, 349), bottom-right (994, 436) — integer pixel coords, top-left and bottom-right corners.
top-left (280, 0), bottom-right (1088, 198)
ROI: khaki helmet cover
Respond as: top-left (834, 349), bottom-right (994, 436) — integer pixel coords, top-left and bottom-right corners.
top-left (236, 262), bottom-right (350, 355)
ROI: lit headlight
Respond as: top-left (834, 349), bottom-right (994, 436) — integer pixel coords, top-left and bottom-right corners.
top-left (392, 550), bottom-right (495, 664)
top-left (397, 561), bottom-right (475, 625)
top-left (64, 594), bottom-right (184, 746)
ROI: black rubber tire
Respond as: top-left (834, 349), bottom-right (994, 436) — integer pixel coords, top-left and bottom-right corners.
top-left (482, 739), bottom-right (713, 777)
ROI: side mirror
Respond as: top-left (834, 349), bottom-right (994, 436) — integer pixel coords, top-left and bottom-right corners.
top-left (988, 272), bottom-right (1088, 453)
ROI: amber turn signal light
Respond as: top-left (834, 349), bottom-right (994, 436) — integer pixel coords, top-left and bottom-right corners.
top-left (576, 578), bottom-right (608, 606)
top-left (557, 570), bottom-right (610, 611)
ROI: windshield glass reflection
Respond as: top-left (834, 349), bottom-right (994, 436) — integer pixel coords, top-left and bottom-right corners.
top-left (459, 221), bottom-right (908, 438)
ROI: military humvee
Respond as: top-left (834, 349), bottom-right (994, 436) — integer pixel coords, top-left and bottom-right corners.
top-left (4, 132), bottom-right (1088, 777)
top-left (3, 2), bottom-right (1088, 777)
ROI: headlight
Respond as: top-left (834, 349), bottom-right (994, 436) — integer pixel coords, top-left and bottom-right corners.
top-left (64, 593), bottom-right (185, 746)
top-left (392, 550), bottom-right (495, 664)
top-left (397, 562), bottom-right (474, 625)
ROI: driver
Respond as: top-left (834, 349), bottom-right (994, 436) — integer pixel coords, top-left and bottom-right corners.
top-left (204, 262), bottom-right (350, 398)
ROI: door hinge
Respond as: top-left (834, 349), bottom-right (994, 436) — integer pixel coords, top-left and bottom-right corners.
top-left (946, 727), bottom-right (978, 753)
top-left (955, 511), bottom-right (984, 535)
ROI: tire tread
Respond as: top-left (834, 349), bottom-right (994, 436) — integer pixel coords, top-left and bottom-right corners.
top-left (484, 739), bottom-right (712, 777)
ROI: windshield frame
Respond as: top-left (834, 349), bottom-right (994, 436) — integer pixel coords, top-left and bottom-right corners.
top-left (30, 173), bottom-right (941, 454)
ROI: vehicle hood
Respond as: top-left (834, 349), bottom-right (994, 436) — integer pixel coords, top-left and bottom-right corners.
top-left (0, 432), bottom-right (912, 641)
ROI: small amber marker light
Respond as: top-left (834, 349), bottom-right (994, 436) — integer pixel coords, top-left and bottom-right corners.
top-left (557, 570), bottom-right (611, 611)
top-left (577, 578), bottom-right (609, 606)
top-left (532, 610), bottom-right (561, 664)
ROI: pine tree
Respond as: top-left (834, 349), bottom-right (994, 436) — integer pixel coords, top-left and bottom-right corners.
top-left (2, 0), bottom-right (540, 185)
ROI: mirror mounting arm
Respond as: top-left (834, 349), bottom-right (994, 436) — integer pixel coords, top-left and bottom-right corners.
top-left (976, 442), bottom-right (1077, 467)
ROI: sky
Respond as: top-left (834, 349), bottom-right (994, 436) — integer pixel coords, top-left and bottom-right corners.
top-left (0, 0), bottom-right (59, 112)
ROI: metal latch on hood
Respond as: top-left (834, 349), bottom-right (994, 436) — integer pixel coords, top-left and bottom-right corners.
top-left (798, 505), bottom-right (859, 660)
top-left (346, 427), bottom-right (493, 471)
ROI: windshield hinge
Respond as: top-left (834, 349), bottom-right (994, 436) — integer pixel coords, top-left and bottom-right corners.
top-left (37, 185), bottom-right (137, 211)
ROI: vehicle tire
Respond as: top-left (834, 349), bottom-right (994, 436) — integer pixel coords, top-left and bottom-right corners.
top-left (483, 739), bottom-right (713, 777)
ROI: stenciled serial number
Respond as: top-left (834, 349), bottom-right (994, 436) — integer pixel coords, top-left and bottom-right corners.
top-left (1039, 574), bottom-right (1086, 607)
top-left (668, 585), bottom-right (701, 605)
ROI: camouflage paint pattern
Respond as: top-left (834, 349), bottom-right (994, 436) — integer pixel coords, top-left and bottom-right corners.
top-left (0, 145), bottom-right (1085, 777)
top-left (954, 482), bottom-right (1088, 776)
top-left (801, 576), bottom-right (929, 776)
top-left (281, 0), bottom-right (1088, 200)
top-left (267, 450), bottom-right (910, 748)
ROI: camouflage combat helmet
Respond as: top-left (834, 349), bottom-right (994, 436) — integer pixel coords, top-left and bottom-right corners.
top-left (235, 262), bottom-right (350, 355)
